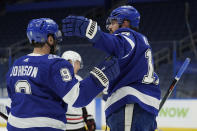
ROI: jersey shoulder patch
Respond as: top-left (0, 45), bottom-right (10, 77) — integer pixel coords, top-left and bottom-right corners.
top-left (48, 54), bottom-right (62, 59)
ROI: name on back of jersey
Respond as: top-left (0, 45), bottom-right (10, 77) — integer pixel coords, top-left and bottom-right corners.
top-left (10, 65), bottom-right (38, 78)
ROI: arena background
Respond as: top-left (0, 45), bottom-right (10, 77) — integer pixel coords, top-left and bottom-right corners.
top-left (0, 0), bottom-right (197, 130)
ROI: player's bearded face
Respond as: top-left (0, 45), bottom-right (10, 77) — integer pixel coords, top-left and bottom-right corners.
top-left (108, 20), bottom-right (119, 34)
top-left (47, 36), bottom-right (58, 54)
top-left (51, 40), bottom-right (59, 54)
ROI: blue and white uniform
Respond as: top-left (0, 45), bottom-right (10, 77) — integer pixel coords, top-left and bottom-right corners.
top-left (61, 4), bottom-right (160, 130)
top-left (93, 28), bottom-right (161, 118)
top-left (6, 53), bottom-right (103, 131)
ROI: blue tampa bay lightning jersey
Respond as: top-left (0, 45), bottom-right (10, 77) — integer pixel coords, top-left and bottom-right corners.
top-left (6, 53), bottom-right (103, 131)
top-left (93, 28), bottom-right (161, 117)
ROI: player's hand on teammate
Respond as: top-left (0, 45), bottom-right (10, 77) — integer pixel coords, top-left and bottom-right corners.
top-left (90, 57), bottom-right (120, 88)
top-left (62, 16), bottom-right (99, 41)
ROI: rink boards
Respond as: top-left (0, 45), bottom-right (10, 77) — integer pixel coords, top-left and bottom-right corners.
top-left (157, 99), bottom-right (197, 131)
top-left (0, 98), bottom-right (197, 131)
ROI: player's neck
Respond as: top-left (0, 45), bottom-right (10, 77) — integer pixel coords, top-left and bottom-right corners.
top-left (33, 45), bottom-right (50, 55)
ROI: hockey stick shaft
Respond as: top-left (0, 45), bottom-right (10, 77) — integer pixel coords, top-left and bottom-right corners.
top-left (0, 111), bottom-right (8, 121)
top-left (159, 58), bottom-right (191, 111)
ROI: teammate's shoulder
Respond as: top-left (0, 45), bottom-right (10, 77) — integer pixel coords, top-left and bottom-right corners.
top-left (47, 54), bottom-right (62, 60)
top-left (116, 28), bottom-right (145, 37)
top-left (134, 32), bottom-right (150, 46)
top-left (115, 28), bottom-right (136, 39)
top-left (115, 28), bottom-right (133, 35)
top-left (47, 54), bottom-right (66, 63)
top-left (48, 54), bottom-right (72, 68)
top-left (114, 28), bottom-right (136, 43)
top-left (134, 31), bottom-right (146, 38)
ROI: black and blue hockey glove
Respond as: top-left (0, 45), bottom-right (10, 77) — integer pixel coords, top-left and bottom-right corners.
top-left (62, 16), bottom-right (100, 42)
top-left (90, 57), bottom-right (120, 88)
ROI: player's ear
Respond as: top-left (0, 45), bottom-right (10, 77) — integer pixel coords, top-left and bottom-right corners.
top-left (47, 35), bottom-right (54, 45)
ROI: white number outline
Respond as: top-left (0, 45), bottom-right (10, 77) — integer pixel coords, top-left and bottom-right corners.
top-left (60, 68), bottom-right (72, 82)
top-left (142, 49), bottom-right (155, 84)
top-left (15, 80), bottom-right (32, 94)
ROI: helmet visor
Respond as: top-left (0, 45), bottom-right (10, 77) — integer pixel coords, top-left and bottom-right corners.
top-left (55, 30), bottom-right (62, 43)
top-left (106, 17), bottom-right (123, 31)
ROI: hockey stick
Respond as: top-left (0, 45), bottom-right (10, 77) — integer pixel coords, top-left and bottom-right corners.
top-left (159, 57), bottom-right (191, 111)
top-left (0, 111), bottom-right (8, 121)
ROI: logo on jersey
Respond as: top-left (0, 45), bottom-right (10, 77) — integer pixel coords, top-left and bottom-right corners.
top-left (121, 32), bottom-right (130, 36)
top-left (23, 58), bottom-right (29, 62)
top-left (48, 54), bottom-right (61, 59)
top-left (60, 68), bottom-right (72, 82)
top-left (101, 67), bottom-right (106, 71)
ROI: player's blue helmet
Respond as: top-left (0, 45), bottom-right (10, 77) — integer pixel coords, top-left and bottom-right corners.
top-left (27, 18), bottom-right (62, 44)
top-left (106, 5), bottom-right (140, 30)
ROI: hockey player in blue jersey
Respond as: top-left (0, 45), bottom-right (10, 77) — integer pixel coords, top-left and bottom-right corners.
top-left (6, 18), bottom-right (120, 131)
top-left (62, 5), bottom-right (161, 131)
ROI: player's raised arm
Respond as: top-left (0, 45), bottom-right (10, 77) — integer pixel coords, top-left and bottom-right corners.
top-left (62, 6), bottom-right (139, 58)
top-left (50, 57), bottom-right (119, 108)
top-left (61, 16), bottom-right (132, 58)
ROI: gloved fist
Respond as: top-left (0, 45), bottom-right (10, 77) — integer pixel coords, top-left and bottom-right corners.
top-left (86, 117), bottom-right (96, 131)
top-left (90, 57), bottom-right (120, 88)
top-left (62, 16), bottom-right (99, 40)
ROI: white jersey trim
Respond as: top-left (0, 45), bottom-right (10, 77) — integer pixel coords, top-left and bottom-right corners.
top-left (7, 98), bottom-right (11, 108)
top-left (8, 113), bottom-right (66, 130)
top-left (28, 53), bottom-right (43, 56)
top-left (63, 82), bottom-right (80, 106)
top-left (125, 104), bottom-right (134, 131)
top-left (105, 86), bottom-right (160, 110)
top-left (122, 35), bottom-right (135, 50)
top-left (66, 105), bottom-right (83, 115)
top-left (66, 122), bottom-right (85, 130)
top-left (121, 35), bottom-right (135, 59)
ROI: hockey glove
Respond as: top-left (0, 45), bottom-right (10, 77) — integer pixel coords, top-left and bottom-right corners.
top-left (90, 57), bottom-right (119, 88)
top-left (86, 116), bottom-right (96, 131)
top-left (62, 16), bottom-right (100, 41)
top-left (82, 107), bottom-right (96, 131)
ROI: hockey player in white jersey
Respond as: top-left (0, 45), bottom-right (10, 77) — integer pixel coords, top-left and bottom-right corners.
top-left (6, 18), bottom-right (120, 131)
top-left (62, 50), bottom-right (96, 131)
top-left (62, 5), bottom-right (161, 131)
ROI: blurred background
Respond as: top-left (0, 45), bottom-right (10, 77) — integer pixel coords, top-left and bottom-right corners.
top-left (0, 0), bottom-right (197, 130)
